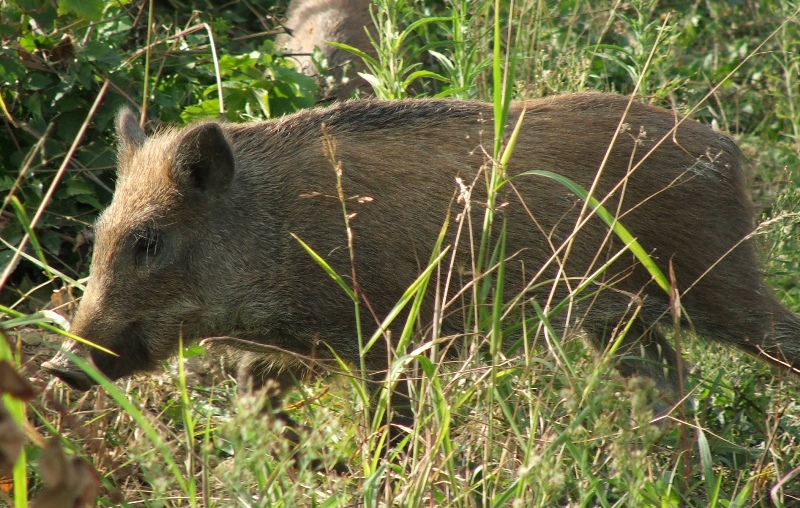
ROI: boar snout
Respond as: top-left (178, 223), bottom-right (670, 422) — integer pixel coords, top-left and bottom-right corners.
top-left (42, 341), bottom-right (96, 391)
top-left (45, 317), bottom-right (170, 389)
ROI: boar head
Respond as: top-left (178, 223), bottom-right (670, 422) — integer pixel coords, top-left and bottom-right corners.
top-left (43, 109), bottom-right (238, 389)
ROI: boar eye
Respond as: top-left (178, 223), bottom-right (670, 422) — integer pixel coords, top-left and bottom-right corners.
top-left (132, 228), bottom-right (163, 264)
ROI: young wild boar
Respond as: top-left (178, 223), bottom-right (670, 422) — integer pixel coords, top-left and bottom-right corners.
top-left (276, 0), bottom-right (376, 100)
top-left (44, 93), bottom-right (800, 424)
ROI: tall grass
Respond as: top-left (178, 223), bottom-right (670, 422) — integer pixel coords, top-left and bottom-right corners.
top-left (3, 0), bottom-right (800, 506)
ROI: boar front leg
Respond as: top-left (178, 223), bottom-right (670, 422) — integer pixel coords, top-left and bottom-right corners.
top-left (236, 354), bottom-right (349, 473)
top-left (234, 353), bottom-right (309, 441)
top-left (585, 318), bottom-right (686, 408)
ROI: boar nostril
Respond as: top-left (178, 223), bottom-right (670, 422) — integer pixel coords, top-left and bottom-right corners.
top-left (41, 361), bottom-right (96, 391)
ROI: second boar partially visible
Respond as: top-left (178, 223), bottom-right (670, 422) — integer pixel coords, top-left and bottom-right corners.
top-left (276, 0), bottom-right (376, 100)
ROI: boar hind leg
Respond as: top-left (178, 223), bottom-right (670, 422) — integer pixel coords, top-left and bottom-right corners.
top-left (585, 319), bottom-right (684, 402)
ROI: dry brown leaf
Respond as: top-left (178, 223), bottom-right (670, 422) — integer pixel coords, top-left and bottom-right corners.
top-left (0, 401), bottom-right (25, 475)
top-left (50, 286), bottom-right (79, 319)
top-left (0, 360), bottom-right (37, 401)
top-left (50, 34), bottom-right (76, 65)
top-left (32, 439), bottom-right (99, 508)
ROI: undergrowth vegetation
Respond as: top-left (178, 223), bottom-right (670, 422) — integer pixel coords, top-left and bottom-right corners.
top-left (2, 0), bottom-right (800, 506)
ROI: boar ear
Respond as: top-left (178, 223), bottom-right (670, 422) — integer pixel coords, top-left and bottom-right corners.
top-left (116, 108), bottom-right (147, 151)
top-left (172, 122), bottom-right (235, 195)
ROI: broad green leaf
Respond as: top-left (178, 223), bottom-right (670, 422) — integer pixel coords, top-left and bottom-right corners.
top-left (58, 0), bottom-right (105, 21)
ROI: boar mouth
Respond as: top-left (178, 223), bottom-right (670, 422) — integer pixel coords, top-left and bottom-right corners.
top-left (41, 361), bottom-right (96, 391)
top-left (43, 321), bottom-right (155, 390)
top-left (89, 320), bottom-right (155, 382)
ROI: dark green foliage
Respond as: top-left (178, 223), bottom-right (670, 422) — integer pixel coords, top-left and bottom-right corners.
top-left (0, 0), bottom-right (315, 306)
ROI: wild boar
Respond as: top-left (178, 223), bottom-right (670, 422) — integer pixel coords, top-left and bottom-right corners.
top-left (276, 0), bottom-right (376, 100)
top-left (44, 93), bottom-right (800, 422)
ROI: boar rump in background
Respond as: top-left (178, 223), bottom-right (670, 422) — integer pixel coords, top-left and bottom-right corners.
top-left (276, 0), bottom-right (376, 100)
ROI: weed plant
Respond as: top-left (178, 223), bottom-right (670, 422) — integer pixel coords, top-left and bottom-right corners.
top-left (1, 0), bottom-right (800, 506)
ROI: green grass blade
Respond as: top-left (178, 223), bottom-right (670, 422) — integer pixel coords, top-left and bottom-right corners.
top-left (59, 350), bottom-right (190, 494)
top-left (515, 169), bottom-right (671, 294)
top-left (530, 300), bottom-right (576, 378)
top-left (326, 41), bottom-right (380, 68)
top-left (7, 195), bottom-right (52, 279)
top-left (363, 247), bottom-right (450, 354)
top-left (0, 341), bottom-right (27, 508)
top-left (291, 233), bottom-right (356, 302)
top-left (0, 304), bottom-right (117, 356)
